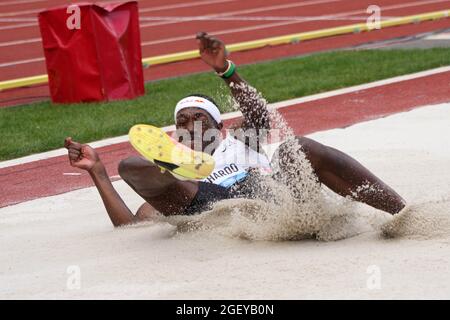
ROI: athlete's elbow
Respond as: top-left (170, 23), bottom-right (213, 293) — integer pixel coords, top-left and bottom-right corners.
top-left (112, 219), bottom-right (133, 228)
top-left (110, 215), bottom-right (137, 228)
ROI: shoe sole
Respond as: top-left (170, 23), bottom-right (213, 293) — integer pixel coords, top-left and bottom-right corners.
top-left (128, 124), bottom-right (215, 180)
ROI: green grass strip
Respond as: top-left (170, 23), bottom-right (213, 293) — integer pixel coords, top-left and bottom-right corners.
top-left (1, 48), bottom-right (449, 161)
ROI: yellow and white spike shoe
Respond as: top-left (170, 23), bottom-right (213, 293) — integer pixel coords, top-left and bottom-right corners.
top-left (128, 124), bottom-right (215, 180)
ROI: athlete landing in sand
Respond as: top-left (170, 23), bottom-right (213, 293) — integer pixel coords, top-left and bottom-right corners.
top-left (65, 32), bottom-right (406, 227)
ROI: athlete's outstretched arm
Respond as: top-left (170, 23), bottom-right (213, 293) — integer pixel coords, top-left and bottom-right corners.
top-left (64, 138), bottom-right (152, 227)
top-left (196, 32), bottom-right (270, 131)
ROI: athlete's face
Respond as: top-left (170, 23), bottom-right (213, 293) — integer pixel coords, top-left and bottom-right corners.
top-left (175, 107), bottom-right (222, 152)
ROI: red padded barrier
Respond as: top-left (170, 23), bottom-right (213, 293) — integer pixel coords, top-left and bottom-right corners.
top-left (38, 1), bottom-right (144, 103)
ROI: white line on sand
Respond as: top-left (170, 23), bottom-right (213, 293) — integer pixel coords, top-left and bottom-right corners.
top-left (1, 65), bottom-right (449, 170)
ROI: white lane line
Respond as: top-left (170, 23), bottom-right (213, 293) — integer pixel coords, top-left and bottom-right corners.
top-left (139, 0), bottom-right (238, 13)
top-left (0, 0), bottom-right (47, 6)
top-left (138, 0), bottom-right (450, 29)
top-left (0, 14), bottom-right (371, 30)
top-left (109, 0), bottom-right (450, 48)
top-left (139, 0), bottom-right (344, 28)
top-left (0, 17), bottom-right (37, 22)
top-left (0, 0), bottom-right (448, 66)
top-left (0, 57), bottom-right (44, 68)
top-left (426, 33), bottom-right (450, 39)
top-left (141, 19), bottom-right (353, 46)
top-left (0, 12), bottom-right (361, 48)
top-left (0, 0), bottom-right (238, 18)
top-left (0, 38), bottom-right (41, 47)
top-left (1, 19), bottom-right (342, 66)
top-left (0, 14), bottom-right (371, 48)
top-left (0, 65), bottom-right (448, 169)
top-left (0, 8), bottom-right (41, 18)
top-left (268, 66), bottom-right (450, 109)
top-left (138, 15), bottom-right (396, 21)
top-left (0, 0), bottom-right (442, 43)
top-left (0, 2), bottom-right (347, 65)
top-left (0, 0), bottom-right (341, 28)
top-left (0, 15), bottom-right (399, 23)
top-left (0, 22), bottom-right (36, 30)
top-left (0, 0), bottom-right (415, 64)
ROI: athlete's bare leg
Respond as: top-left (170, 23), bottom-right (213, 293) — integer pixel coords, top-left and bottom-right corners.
top-left (275, 137), bottom-right (406, 214)
top-left (118, 156), bottom-right (199, 216)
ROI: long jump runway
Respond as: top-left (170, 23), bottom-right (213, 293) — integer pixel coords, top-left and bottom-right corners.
top-left (1, 100), bottom-right (449, 299)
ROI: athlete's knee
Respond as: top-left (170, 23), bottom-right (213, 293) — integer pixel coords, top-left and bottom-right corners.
top-left (118, 157), bottom-right (134, 181)
top-left (118, 156), bottom-right (152, 182)
top-left (296, 137), bottom-right (327, 170)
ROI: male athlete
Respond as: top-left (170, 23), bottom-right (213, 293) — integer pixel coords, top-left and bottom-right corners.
top-left (65, 32), bottom-right (406, 227)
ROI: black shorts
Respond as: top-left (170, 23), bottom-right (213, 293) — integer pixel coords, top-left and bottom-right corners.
top-left (183, 182), bottom-right (235, 215)
top-left (183, 170), bottom-right (275, 215)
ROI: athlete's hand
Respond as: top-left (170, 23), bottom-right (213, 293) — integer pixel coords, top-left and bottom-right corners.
top-left (64, 137), bottom-right (100, 172)
top-left (196, 32), bottom-right (228, 72)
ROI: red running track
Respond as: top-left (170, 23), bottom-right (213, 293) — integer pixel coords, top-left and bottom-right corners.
top-left (0, 0), bottom-right (449, 106)
top-left (1, 70), bottom-right (449, 208)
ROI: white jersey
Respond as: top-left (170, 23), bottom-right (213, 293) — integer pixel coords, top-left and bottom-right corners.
top-left (202, 135), bottom-right (272, 188)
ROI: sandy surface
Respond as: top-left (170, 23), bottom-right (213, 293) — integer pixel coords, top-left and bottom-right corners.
top-left (1, 103), bottom-right (450, 299)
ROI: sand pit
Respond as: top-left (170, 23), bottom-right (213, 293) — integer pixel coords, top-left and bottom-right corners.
top-left (1, 103), bottom-right (450, 299)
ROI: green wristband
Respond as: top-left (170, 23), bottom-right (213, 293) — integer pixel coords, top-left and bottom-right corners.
top-left (216, 60), bottom-right (236, 79)
top-left (222, 60), bottom-right (236, 79)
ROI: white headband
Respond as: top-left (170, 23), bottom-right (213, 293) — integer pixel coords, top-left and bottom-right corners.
top-left (174, 96), bottom-right (222, 124)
